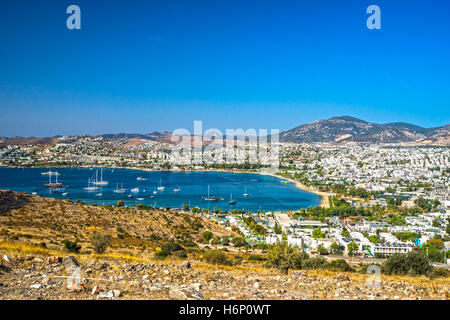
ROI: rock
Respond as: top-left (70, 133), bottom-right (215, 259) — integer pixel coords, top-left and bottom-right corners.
top-left (91, 286), bottom-right (103, 295)
top-left (3, 255), bottom-right (10, 263)
top-left (112, 290), bottom-right (121, 298)
top-left (192, 283), bottom-right (202, 291)
top-left (168, 286), bottom-right (204, 300)
top-left (62, 256), bottom-right (79, 269)
top-left (67, 279), bottom-right (83, 292)
top-left (26, 255), bottom-right (35, 261)
top-left (334, 273), bottom-right (350, 282)
top-left (99, 262), bottom-right (109, 270)
top-left (179, 261), bottom-right (191, 270)
top-left (98, 291), bottom-right (114, 299)
top-left (0, 264), bottom-right (12, 273)
top-left (253, 281), bottom-right (260, 289)
top-left (30, 284), bottom-right (43, 289)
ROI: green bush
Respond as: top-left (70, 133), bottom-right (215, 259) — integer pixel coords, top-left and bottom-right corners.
top-left (430, 268), bottom-right (449, 278)
top-left (231, 237), bottom-right (247, 247)
top-left (62, 239), bottom-right (81, 253)
top-left (162, 241), bottom-right (184, 253)
top-left (91, 234), bottom-right (110, 254)
top-left (265, 242), bottom-right (308, 274)
top-left (382, 249), bottom-right (432, 276)
top-left (202, 231), bottom-right (213, 243)
top-left (203, 249), bottom-right (232, 266)
top-left (173, 249), bottom-right (187, 259)
top-left (326, 259), bottom-right (353, 272)
top-left (302, 256), bottom-right (327, 269)
top-left (248, 255), bottom-right (267, 262)
top-left (154, 249), bottom-right (171, 259)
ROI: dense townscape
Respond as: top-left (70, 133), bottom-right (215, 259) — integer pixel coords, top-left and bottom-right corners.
top-left (0, 133), bottom-right (449, 269)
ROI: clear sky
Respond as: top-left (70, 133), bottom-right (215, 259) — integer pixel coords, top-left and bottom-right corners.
top-left (0, 0), bottom-right (449, 137)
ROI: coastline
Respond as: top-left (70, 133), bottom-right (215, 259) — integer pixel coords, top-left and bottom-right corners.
top-left (260, 173), bottom-right (334, 208)
top-left (0, 165), bottom-right (328, 208)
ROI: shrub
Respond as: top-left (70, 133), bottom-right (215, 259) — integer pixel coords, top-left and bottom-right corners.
top-left (248, 255), bottom-right (267, 262)
top-left (117, 200), bottom-right (124, 207)
top-left (91, 234), bottom-right (110, 254)
top-left (221, 237), bottom-right (230, 245)
top-left (382, 249), bottom-right (432, 276)
top-left (302, 256), bottom-right (327, 269)
top-left (317, 244), bottom-right (329, 255)
top-left (203, 249), bottom-right (232, 266)
top-left (202, 231), bottom-right (213, 243)
top-left (430, 268), bottom-right (449, 278)
top-left (326, 259), bottom-right (353, 272)
top-left (173, 249), bottom-right (187, 259)
top-left (162, 241), bottom-right (184, 253)
top-left (155, 249), bottom-right (171, 259)
top-left (265, 242), bottom-right (308, 274)
top-left (62, 239), bottom-right (81, 253)
top-left (231, 237), bottom-right (246, 247)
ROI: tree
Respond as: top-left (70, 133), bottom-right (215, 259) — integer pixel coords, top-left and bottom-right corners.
top-left (91, 234), bottom-right (110, 254)
top-left (117, 199), bottom-right (124, 207)
top-left (312, 228), bottom-right (326, 239)
top-left (347, 242), bottom-right (358, 256)
top-left (231, 237), bottom-right (246, 247)
top-left (183, 204), bottom-right (190, 211)
top-left (317, 244), bottom-right (328, 255)
top-left (432, 218), bottom-right (441, 228)
top-left (383, 249), bottom-right (432, 276)
top-left (62, 239), bottom-right (81, 253)
top-left (202, 231), bottom-right (213, 243)
top-left (266, 242), bottom-right (308, 274)
top-left (432, 199), bottom-right (441, 208)
top-left (342, 229), bottom-right (350, 238)
top-left (273, 224), bottom-right (282, 235)
top-left (329, 242), bottom-right (342, 255)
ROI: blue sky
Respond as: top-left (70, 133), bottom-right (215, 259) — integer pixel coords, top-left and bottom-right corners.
top-left (0, 0), bottom-right (449, 136)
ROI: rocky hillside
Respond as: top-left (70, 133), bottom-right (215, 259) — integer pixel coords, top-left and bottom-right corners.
top-left (280, 116), bottom-right (449, 145)
top-left (0, 190), bottom-right (236, 256)
top-left (0, 250), bottom-right (448, 300)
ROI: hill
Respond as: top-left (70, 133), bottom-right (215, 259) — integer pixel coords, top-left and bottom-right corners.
top-left (0, 190), bottom-right (235, 256)
top-left (280, 116), bottom-right (449, 145)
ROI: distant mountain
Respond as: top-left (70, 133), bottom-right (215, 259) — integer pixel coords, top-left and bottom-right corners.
top-left (0, 131), bottom-right (172, 146)
top-left (280, 116), bottom-right (449, 145)
top-left (98, 131), bottom-right (171, 140)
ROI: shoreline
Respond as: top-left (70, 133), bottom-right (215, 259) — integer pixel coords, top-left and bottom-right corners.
top-left (0, 165), bottom-right (328, 209)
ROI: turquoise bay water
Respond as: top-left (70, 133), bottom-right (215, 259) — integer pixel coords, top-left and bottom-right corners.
top-left (0, 167), bottom-right (321, 211)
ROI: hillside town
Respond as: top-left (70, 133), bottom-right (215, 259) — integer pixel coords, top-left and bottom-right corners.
top-left (1, 136), bottom-right (448, 267)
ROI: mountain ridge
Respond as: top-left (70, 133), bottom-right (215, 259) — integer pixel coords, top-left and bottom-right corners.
top-left (280, 116), bottom-right (449, 145)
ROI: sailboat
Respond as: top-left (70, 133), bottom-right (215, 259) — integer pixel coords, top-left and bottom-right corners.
top-left (243, 186), bottom-right (249, 197)
top-left (84, 176), bottom-right (99, 192)
top-left (45, 172), bottom-right (62, 188)
top-left (113, 183), bottom-right (126, 193)
top-left (203, 185), bottom-right (218, 201)
top-left (131, 187), bottom-right (140, 193)
top-left (92, 168), bottom-right (108, 186)
top-left (229, 193), bottom-right (236, 205)
top-left (137, 176), bottom-right (147, 181)
top-left (157, 179), bottom-right (165, 191)
top-left (173, 186), bottom-right (180, 193)
top-left (41, 170), bottom-right (60, 176)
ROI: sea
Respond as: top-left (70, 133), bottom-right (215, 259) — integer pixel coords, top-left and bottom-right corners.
top-left (0, 167), bottom-right (321, 212)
